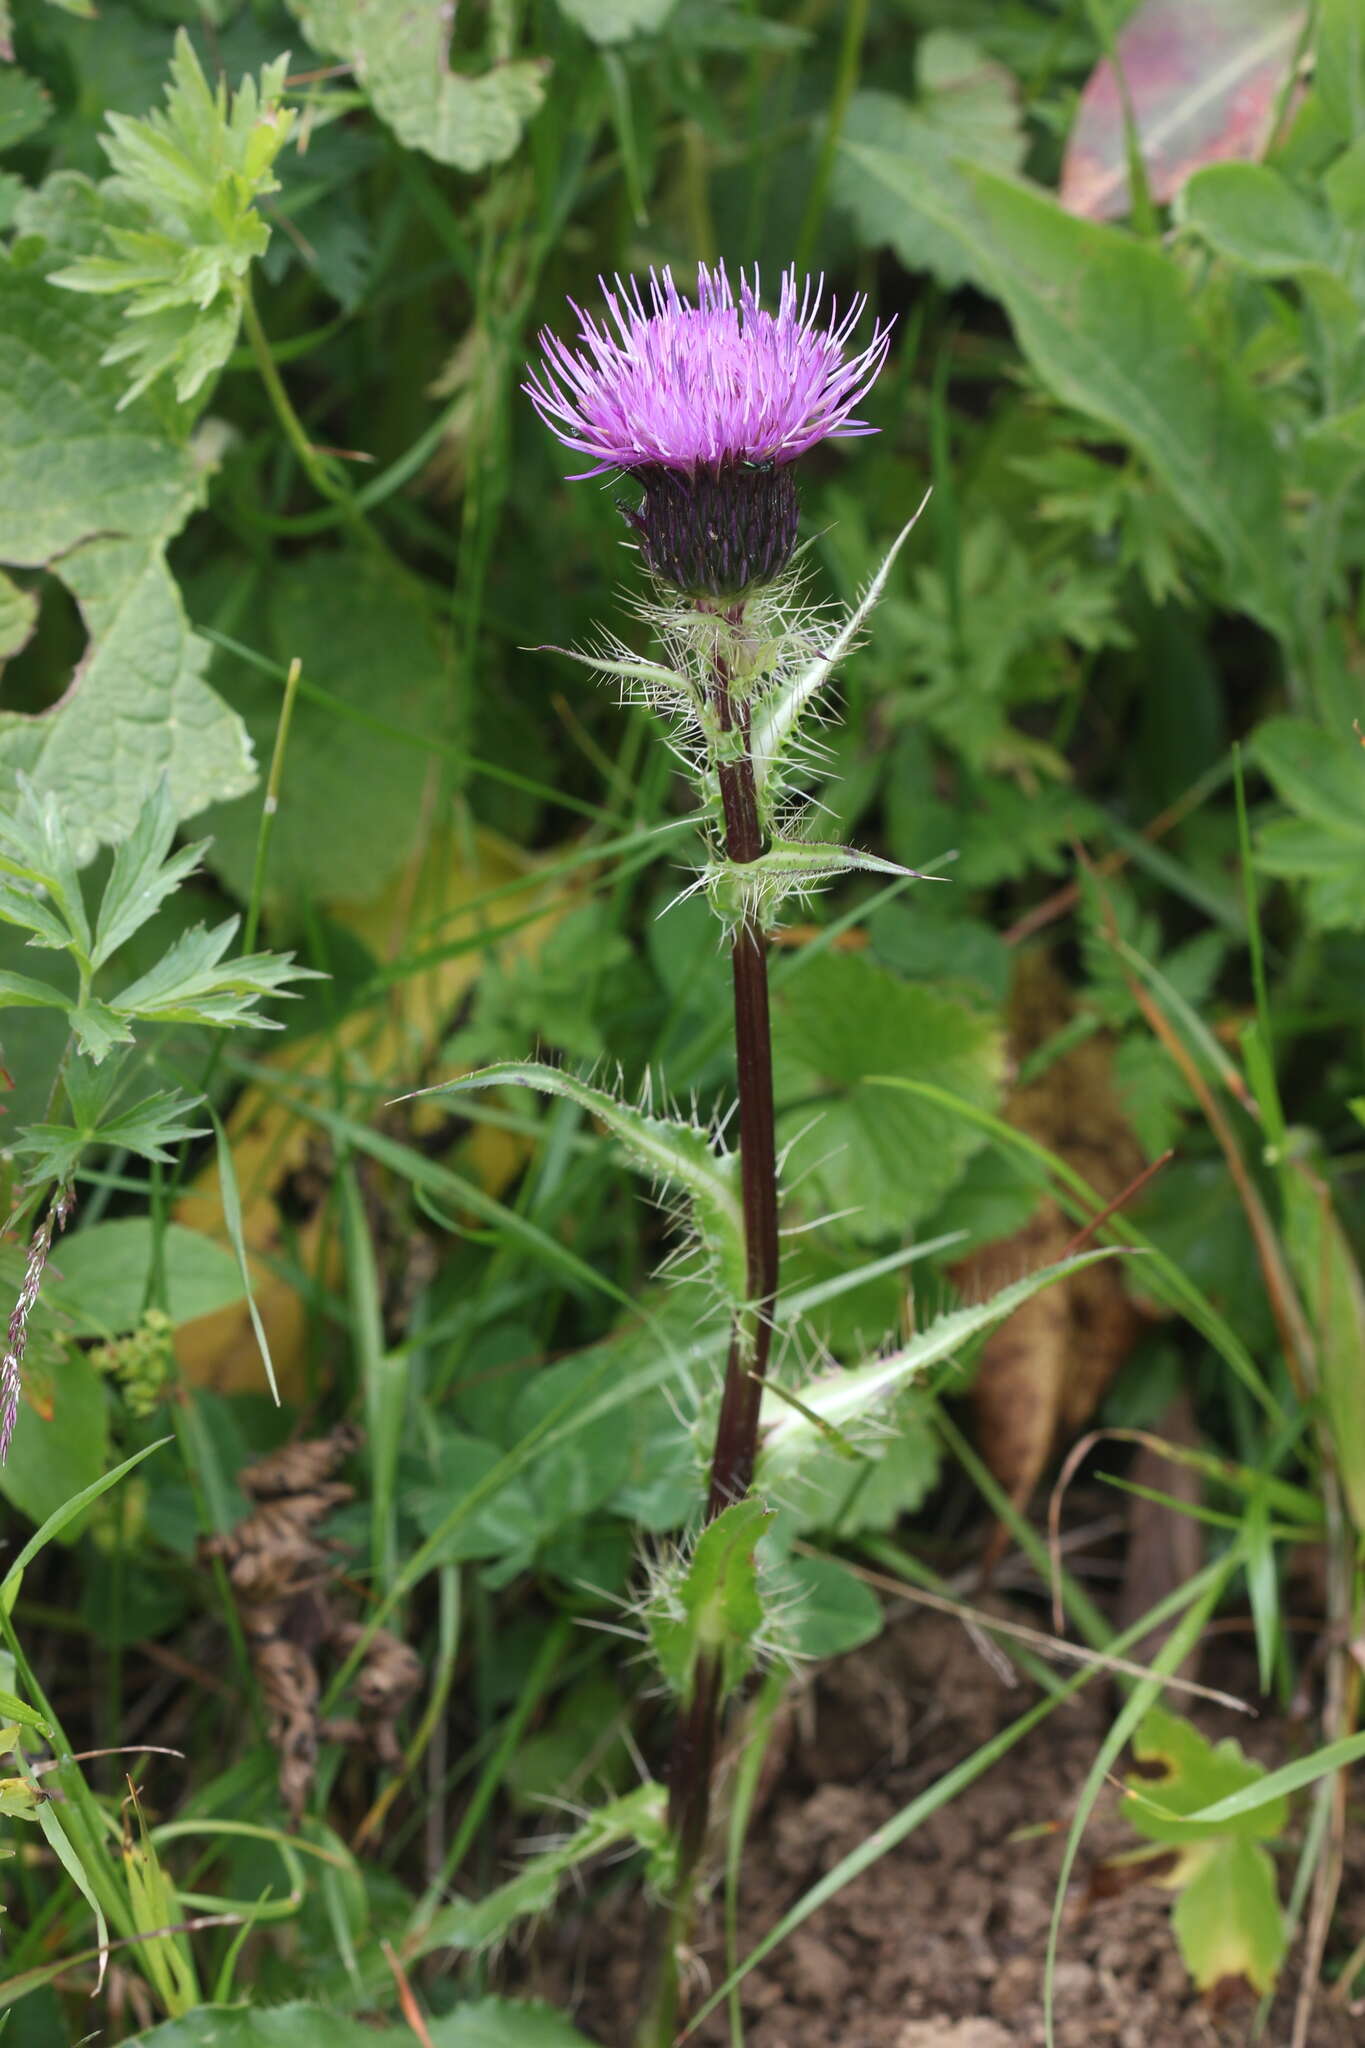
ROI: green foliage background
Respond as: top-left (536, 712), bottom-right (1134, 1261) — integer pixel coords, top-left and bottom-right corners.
top-left (0, 0), bottom-right (1363, 2040)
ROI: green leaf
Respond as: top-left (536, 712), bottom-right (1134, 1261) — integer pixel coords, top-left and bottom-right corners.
top-left (45, 1219), bottom-right (245, 1335)
top-left (12, 1085), bottom-right (207, 1182)
top-left (93, 780), bottom-right (206, 967)
top-left (647, 1498), bottom-right (775, 1697)
top-left (836, 96), bottom-right (998, 291)
top-left (0, 228), bottom-right (256, 852)
top-left (0, 1343), bottom-right (108, 1534)
top-left (429, 1061), bottom-right (746, 1307)
top-left (1281, 1158), bottom-right (1365, 1527)
top-left (1254, 716), bottom-right (1365, 842)
top-left (130, 2003), bottom-right (596, 2047)
top-left (1171, 1835), bottom-right (1285, 1996)
top-left (198, 552), bottom-right (449, 905)
top-left (108, 917), bottom-right (304, 1029)
top-left (0, 969), bottom-right (68, 1013)
top-left (774, 953), bottom-right (1003, 1239)
top-left (556, 0), bottom-right (676, 42)
top-left (0, 568), bottom-right (36, 661)
top-left (963, 166), bottom-right (1291, 638)
top-left (68, 997), bottom-right (134, 1062)
top-left (1179, 161), bottom-right (1337, 275)
top-left (0, 777), bottom-right (91, 956)
top-left (410, 1786), bottom-right (668, 1961)
top-left (1122, 1707), bottom-right (1287, 1844)
top-left (407, 1428), bottom-right (542, 1567)
top-left (0, 67), bottom-right (51, 152)
top-left (51, 32), bottom-right (294, 405)
top-left (758, 1251), bottom-right (1120, 1498)
top-left (775, 1552), bottom-right (883, 1659)
top-left (286, 0), bottom-right (546, 172)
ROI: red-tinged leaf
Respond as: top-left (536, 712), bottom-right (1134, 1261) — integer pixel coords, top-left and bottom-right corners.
top-left (1061, 0), bottom-right (1306, 222)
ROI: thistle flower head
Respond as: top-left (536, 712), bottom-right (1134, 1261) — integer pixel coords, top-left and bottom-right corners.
top-left (526, 262), bottom-right (891, 477)
top-left (525, 262), bottom-right (892, 596)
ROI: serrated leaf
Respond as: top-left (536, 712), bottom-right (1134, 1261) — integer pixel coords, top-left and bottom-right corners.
top-left (556, 0), bottom-right (676, 43)
top-left (108, 918), bottom-right (302, 1029)
top-left (648, 1498), bottom-right (774, 1696)
top-left (427, 1061), bottom-right (746, 1306)
top-left (92, 781), bottom-right (206, 968)
top-left (774, 954), bottom-right (1003, 1240)
top-left (0, 777), bottom-right (90, 956)
top-left (68, 999), bottom-right (134, 1063)
top-left (752, 499), bottom-right (929, 788)
top-left (51, 32), bottom-right (294, 405)
top-left (287, 0), bottom-right (546, 173)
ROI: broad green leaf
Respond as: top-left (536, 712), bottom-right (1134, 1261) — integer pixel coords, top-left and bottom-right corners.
top-left (407, 1428), bottom-right (542, 1568)
top-left (0, 226), bottom-right (255, 852)
top-left (286, 0), bottom-right (546, 173)
top-left (1171, 1836), bottom-right (1285, 1995)
top-left (1060, 0), bottom-right (1306, 221)
top-left (430, 1061), bottom-right (746, 1306)
top-left (835, 97), bottom-right (998, 292)
top-left (774, 953), bottom-right (1002, 1239)
top-left (1179, 162), bottom-right (1336, 275)
top-left (555, 0), bottom-right (676, 43)
top-left (0, 206), bottom-right (198, 559)
top-left (0, 1343), bottom-right (108, 1533)
top-left (45, 1219), bottom-right (245, 1335)
top-left (1123, 1707), bottom-right (1287, 1844)
top-left (649, 1499), bottom-right (775, 1697)
top-left (836, 149), bottom-right (1291, 638)
top-left (962, 167), bottom-right (1291, 639)
top-left (131, 2003), bottom-right (596, 2047)
top-left (0, 569), bottom-right (35, 661)
top-left (199, 551), bottom-right (449, 905)
top-left (775, 1551), bottom-right (883, 1660)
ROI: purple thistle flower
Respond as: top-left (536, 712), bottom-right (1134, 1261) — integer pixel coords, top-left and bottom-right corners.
top-left (525, 263), bottom-right (892, 596)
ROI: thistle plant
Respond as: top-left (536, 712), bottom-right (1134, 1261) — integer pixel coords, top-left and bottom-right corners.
top-left (424, 262), bottom-right (1108, 2035)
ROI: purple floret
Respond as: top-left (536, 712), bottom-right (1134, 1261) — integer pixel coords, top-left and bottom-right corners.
top-left (525, 262), bottom-right (892, 479)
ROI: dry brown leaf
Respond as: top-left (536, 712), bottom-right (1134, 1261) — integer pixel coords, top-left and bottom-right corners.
top-left (959, 953), bottom-right (1146, 1533)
